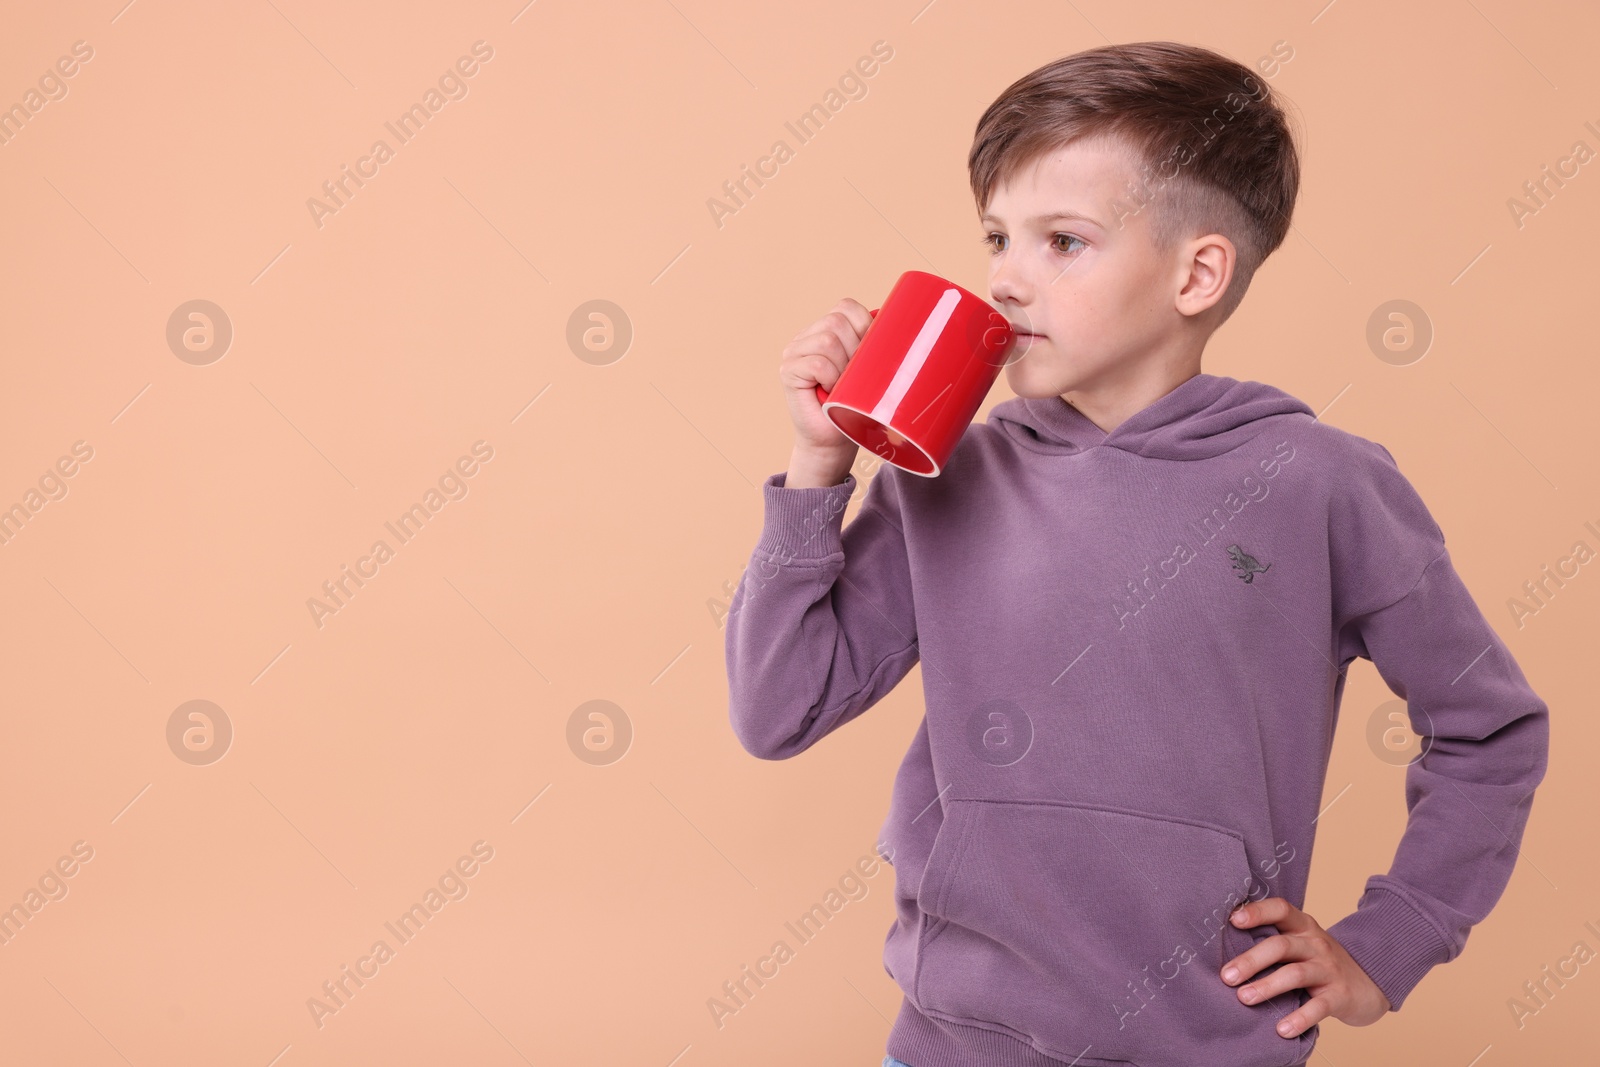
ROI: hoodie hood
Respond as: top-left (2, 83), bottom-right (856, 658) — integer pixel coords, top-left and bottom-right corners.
top-left (986, 372), bottom-right (1314, 461)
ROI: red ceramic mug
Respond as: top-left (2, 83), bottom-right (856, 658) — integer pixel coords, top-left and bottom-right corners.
top-left (814, 270), bottom-right (1014, 476)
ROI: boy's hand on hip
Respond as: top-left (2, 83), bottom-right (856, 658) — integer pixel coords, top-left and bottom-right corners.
top-left (1219, 897), bottom-right (1391, 1036)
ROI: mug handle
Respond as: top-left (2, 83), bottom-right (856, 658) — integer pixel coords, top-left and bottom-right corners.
top-left (814, 306), bottom-right (880, 404)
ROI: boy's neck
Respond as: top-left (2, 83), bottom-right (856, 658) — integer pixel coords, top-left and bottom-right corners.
top-left (1062, 357), bottom-right (1206, 434)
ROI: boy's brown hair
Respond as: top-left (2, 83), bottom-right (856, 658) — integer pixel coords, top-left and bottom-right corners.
top-left (969, 41), bottom-right (1301, 324)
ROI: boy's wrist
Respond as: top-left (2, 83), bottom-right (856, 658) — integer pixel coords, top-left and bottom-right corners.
top-left (785, 444), bottom-right (857, 489)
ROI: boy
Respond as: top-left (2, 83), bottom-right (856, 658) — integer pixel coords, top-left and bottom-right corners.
top-left (724, 41), bottom-right (1548, 1067)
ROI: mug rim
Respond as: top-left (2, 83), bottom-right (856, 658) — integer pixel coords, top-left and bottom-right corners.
top-left (818, 399), bottom-right (942, 477)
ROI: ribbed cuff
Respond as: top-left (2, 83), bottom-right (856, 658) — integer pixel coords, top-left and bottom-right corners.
top-left (754, 470), bottom-right (858, 561)
top-left (1325, 885), bottom-right (1454, 1012)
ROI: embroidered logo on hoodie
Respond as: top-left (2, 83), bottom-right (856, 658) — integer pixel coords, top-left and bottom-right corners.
top-left (984, 375), bottom-right (1308, 630)
top-left (1227, 544), bottom-right (1272, 583)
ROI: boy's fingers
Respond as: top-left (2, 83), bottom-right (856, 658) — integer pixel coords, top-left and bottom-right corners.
top-left (784, 326), bottom-right (848, 361)
top-left (1235, 957), bottom-right (1318, 1007)
top-left (779, 354), bottom-right (844, 392)
top-left (781, 334), bottom-right (848, 384)
top-left (1222, 933), bottom-right (1278, 985)
top-left (1232, 896), bottom-right (1305, 930)
top-left (805, 354), bottom-right (844, 391)
top-left (1231, 896), bottom-right (1282, 924)
top-left (832, 299), bottom-right (874, 338)
top-left (792, 314), bottom-right (843, 343)
top-left (1275, 991), bottom-right (1335, 1038)
top-left (795, 308), bottom-right (864, 346)
top-left (1223, 922), bottom-right (1323, 986)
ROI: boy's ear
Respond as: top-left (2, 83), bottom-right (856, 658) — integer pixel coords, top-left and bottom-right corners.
top-left (1175, 233), bottom-right (1236, 318)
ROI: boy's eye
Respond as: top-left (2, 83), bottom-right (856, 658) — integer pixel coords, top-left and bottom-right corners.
top-left (979, 232), bottom-right (1086, 255)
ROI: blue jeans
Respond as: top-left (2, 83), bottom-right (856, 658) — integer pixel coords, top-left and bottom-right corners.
top-left (882, 1058), bottom-right (914, 1067)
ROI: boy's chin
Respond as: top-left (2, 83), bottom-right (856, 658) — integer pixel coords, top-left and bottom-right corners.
top-left (1004, 358), bottom-right (1075, 401)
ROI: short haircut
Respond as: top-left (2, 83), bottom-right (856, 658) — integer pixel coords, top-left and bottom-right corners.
top-left (968, 41), bottom-right (1302, 324)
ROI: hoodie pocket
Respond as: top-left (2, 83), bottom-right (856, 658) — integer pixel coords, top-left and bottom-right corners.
top-left (912, 798), bottom-right (1313, 1067)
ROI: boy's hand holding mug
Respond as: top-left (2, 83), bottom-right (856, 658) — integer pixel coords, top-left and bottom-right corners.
top-left (777, 271), bottom-right (1017, 489)
top-left (778, 299), bottom-right (873, 489)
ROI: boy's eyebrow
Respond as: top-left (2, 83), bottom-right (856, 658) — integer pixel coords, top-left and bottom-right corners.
top-left (980, 209), bottom-right (1105, 229)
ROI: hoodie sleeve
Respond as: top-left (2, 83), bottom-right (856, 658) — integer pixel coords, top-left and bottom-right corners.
top-left (1323, 439), bottom-right (1550, 1012)
top-left (724, 465), bottom-right (920, 760)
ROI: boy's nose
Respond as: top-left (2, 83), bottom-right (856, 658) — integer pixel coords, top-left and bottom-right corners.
top-left (988, 262), bottom-right (1032, 309)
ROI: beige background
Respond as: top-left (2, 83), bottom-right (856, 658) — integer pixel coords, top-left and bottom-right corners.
top-left (0, 0), bottom-right (1594, 1063)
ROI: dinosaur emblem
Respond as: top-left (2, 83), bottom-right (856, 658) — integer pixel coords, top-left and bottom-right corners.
top-left (1227, 544), bottom-right (1271, 584)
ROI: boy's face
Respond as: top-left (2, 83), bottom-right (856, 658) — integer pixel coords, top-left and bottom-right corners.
top-left (979, 136), bottom-right (1222, 401)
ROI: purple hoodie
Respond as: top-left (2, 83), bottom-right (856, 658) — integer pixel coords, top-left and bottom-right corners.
top-left (724, 373), bottom-right (1550, 1067)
